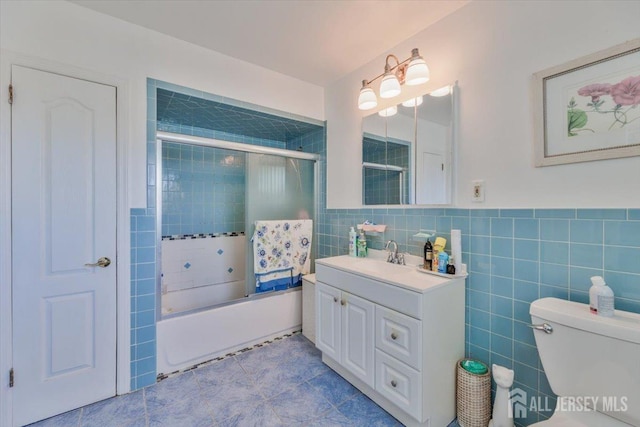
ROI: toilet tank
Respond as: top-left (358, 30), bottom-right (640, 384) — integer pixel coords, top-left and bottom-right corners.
top-left (530, 297), bottom-right (640, 426)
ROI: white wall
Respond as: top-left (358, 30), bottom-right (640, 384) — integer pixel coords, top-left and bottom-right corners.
top-left (326, 1), bottom-right (640, 208)
top-left (0, 0), bottom-right (324, 207)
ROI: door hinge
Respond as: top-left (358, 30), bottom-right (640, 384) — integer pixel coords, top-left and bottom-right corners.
top-left (8, 84), bottom-right (13, 104)
top-left (9, 368), bottom-right (14, 388)
top-left (441, 163), bottom-right (444, 171)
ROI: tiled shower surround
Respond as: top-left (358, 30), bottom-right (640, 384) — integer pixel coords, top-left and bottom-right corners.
top-left (131, 79), bottom-right (325, 391)
top-left (138, 79), bottom-right (640, 426)
top-left (161, 142), bottom-right (246, 236)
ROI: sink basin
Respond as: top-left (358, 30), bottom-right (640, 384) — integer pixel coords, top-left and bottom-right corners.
top-left (352, 257), bottom-right (413, 275)
top-left (315, 254), bottom-right (463, 293)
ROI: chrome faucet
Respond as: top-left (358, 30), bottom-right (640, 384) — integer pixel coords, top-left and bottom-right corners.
top-left (385, 240), bottom-right (405, 265)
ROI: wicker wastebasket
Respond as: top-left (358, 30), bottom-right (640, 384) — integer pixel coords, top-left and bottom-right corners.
top-left (456, 359), bottom-right (491, 427)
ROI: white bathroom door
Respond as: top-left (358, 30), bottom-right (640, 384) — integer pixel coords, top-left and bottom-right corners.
top-left (11, 65), bottom-right (117, 426)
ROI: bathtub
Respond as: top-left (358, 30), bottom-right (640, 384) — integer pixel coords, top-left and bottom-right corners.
top-left (161, 279), bottom-right (246, 315)
top-left (156, 288), bottom-right (302, 375)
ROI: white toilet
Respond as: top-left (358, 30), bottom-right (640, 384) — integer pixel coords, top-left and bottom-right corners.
top-left (529, 297), bottom-right (640, 426)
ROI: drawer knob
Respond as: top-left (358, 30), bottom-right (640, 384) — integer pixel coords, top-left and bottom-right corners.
top-left (390, 332), bottom-right (398, 340)
top-left (391, 380), bottom-right (397, 388)
top-left (333, 297), bottom-right (338, 303)
top-left (341, 299), bottom-right (346, 306)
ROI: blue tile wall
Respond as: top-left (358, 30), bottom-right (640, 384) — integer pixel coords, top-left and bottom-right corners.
top-left (157, 88), bottom-right (321, 142)
top-left (317, 208), bottom-right (640, 426)
top-left (129, 208), bottom-right (157, 390)
top-left (161, 142), bottom-right (246, 236)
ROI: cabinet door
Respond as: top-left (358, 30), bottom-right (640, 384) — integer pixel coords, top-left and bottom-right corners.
top-left (342, 292), bottom-right (375, 388)
top-left (315, 282), bottom-right (341, 361)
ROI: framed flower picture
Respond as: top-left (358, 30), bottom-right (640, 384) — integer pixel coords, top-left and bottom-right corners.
top-left (533, 38), bottom-right (640, 166)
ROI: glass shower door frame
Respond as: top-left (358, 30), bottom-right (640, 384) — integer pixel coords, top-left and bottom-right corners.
top-left (155, 132), bottom-right (320, 320)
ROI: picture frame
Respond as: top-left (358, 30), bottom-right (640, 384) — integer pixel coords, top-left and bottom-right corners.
top-left (533, 38), bottom-right (640, 167)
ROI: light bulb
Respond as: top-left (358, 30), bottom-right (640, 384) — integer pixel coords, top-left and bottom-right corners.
top-left (405, 48), bottom-right (430, 86)
top-left (401, 96), bottom-right (424, 107)
top-left (429, 86), bottom-right (452, 97)
top-left (378, 106), bottom-right (397, 117)
top-left (358, 83), bottom-right (377, 110)
top-left (379, 73), bottom-right (401, 99)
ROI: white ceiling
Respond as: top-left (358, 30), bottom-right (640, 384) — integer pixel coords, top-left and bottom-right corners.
top-left (70, 0), bottom-right (468, 87)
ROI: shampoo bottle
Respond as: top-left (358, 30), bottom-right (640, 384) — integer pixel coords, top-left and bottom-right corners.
top-left (589, 276), bottom-right (615, 317)
top-left (438, 251), bottom-right (449, 273)
top-left (348, 227), bottom-right (357, 257)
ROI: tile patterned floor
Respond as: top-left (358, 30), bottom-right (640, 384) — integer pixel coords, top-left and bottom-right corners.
top-left (31, 333), bottom-right (435, 427)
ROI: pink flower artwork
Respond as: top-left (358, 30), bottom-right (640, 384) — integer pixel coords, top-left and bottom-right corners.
top-left (610, 75), bottom-right (640, 106)
top-left (569, 74), bottom-right (640, 136)
top-left (577, 83), bottom-right (611, 102)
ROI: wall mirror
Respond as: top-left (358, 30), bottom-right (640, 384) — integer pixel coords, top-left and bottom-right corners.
top-left (362, 83), bottom-right (456, 205)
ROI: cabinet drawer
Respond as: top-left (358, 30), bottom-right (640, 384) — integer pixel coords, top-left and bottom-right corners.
top-left (376, 306), bottom-right (422, 370)
top-left (375, 350), bottom-right (422, 421)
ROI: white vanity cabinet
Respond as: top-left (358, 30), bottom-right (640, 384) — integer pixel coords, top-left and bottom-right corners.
top-left (315, 256), bottom-right (465, 427)
top-left (316, 282), bottom-right (375, 387)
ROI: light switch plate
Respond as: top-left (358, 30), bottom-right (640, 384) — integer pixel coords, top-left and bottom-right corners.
top-left (472, 180), bottom-right (485, 202)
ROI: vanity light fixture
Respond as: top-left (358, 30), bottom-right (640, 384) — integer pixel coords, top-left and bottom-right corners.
top-left (378, 105), bottom-right (398, 117)
top-left (429, 85), bottom-right (452, 97)
top-left (358, 48), bottom-right (430, 110)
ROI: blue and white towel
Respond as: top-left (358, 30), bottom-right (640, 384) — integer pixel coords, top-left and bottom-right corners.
top-left (252, 219), bottom-right (312, 292)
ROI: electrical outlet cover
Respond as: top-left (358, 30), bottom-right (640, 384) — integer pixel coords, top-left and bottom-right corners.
top-left (472, 180), bottom-right (485, 202)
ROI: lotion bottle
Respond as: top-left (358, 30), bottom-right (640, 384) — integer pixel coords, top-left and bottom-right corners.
top-left (357, 230), bottom-right (367, 257)
top-left (589, 276), bottom-right (615, 317)
top-left (348, 227), bottom-right (357, 257)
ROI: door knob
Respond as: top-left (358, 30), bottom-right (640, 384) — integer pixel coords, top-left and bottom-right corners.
top-left (85, 257), bottom-right (111, 268)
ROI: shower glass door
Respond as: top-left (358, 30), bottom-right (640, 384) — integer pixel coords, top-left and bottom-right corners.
top-left (245, 153), bottom-right (315, 296)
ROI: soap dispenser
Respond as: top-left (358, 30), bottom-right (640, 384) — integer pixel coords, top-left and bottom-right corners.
top-left (348, 227), bottom-right (357, 257)
top-left (589, 276), bottom-right (614, 317)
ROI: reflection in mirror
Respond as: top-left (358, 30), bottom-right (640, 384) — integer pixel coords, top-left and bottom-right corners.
top-left (362, 134), bottom-right (410, 204)
top-left (362, 84), bottom-right (455, 205)
top-left (414, 90), bottom-right (452, 204)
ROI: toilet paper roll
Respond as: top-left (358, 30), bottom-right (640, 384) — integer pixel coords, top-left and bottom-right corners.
top-left (451, 229), bottom-right (462, 273)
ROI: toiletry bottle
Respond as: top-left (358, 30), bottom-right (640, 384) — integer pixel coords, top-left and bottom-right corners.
top-left (589, 276), bottom-right (614, 317)
top-left (432, 249), bottom-right (439, 272)
top-left (446, 257), bottom-right (456, 275)
top-left (432, 237), bottom-right (446, 272)
top-left (423, 239), bottom-right (433, 270)
top-left (357, 230), bottom-right (367, 257)
top-left (438, 251), bottom-right (449, 273)
top-left (349, 227), bottom-right (357, 257)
